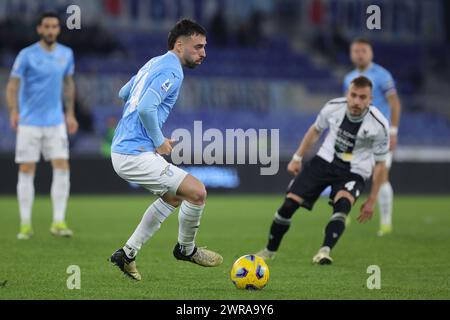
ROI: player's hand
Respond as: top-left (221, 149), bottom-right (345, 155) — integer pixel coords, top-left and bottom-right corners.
top-left (156, 138), bottom-right (174, 155)
top-left (9, 109), bottom-right (19, 131)
top-left (287, 159), bottom-right (302, 176)
top-left (389, 133), bottom-right (397, 150)
top-left (65, 114), bottom-right (79, 135)
top-left (357, 199), bottom-right (375, 223)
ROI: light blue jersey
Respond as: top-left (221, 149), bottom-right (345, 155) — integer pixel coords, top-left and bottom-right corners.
top-left (10, 42), bottom-right (74, 126)
top-left (112, 51), bottom-right (184, 155)
top-left (343, 62), bottom-right (396, 122)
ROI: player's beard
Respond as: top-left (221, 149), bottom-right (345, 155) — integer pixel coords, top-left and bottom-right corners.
top-left (350, 105), bottom-right (363, 117)
top-left (185, 57), bottom-right (203, 69)
top-left (41, 35), bottom-right (57, 47)
top-left (356, 60), bottom-right (370, 70)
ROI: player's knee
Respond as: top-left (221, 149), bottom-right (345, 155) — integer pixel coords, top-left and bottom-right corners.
top-left (162, 195), bottom-right (182, 208)
top-left (19, 163), bottom-right (36, 174)
top-left (51, 159), bottom-right (69, 170)
top-left (333, 197), bottom-right (352, 215)
top-left (189, 185), bottom-right (207, 205)
top-left (277, 197), bottom-right (300, 220)
top-left (171, 198), bottom-right (182, 208)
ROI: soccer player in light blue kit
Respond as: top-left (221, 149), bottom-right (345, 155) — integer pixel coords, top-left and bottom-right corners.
top-left (109, 19), bottom-right (223, 281)
top-left (343, 38), bottom-right (402, 236)
top-left (6, 12), bottom-right (78, 240)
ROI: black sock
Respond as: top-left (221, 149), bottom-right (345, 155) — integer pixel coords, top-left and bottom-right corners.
top-left (322, 219), bottom-right (346, 249)
top-left (322, 197), bottom-right (352, 249)
top-left (267, 221), bottom-right (290, 251)
top-left (266, 198), bottom-right (299, 251)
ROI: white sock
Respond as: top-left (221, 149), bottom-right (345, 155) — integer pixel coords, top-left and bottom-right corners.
top-left (17, 172), bottom-right (35, 226)
top-left (178, 201), bottom-right (204, 256)
top-left (51, 169), bottom-right (70, 223)
top-left (124, 198), bottom-right (175, 259)
top-left (378, 182), bottom-right (393, 226)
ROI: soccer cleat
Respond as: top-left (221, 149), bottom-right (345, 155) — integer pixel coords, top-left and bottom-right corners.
top-left (109, 248), bottom-right (142, 281)
top-left (50, 221), bottom-right (73, 237)
top-left (312, 247), bottom-right (333, 265)
top-left (255, 248), bottom-right (276, 261)
top-left (173, 243), bottom-right (223, 267)
top-left (17, 224), bottom-right (33, 240)
top-left (377, 224), bottom-right (392, 237)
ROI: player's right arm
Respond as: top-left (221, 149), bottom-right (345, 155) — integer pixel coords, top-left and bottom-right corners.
top-left (288, 125), bottom-right (322, 176)
top-left (6, 77), bottom-right (20, 130)
top-left (288, 125), bottom-right (321, 176)
top-left (288, 100), bottom-right (337, 175)
top-left (7, 50), bottom-right (27, 131)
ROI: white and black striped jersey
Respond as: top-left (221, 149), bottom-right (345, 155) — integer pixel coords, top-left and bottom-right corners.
top-left (313, 97), bottom-right (390, 180)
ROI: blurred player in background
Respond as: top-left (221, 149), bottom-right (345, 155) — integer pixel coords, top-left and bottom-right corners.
top-left (257, 76), bottom-right (389, 264)
top-left (6, 12), bottom-right (78, 240)
top-left (109, 19), bottom-right (223, 281)
top-left (344, 38), bottom-right (402, 236)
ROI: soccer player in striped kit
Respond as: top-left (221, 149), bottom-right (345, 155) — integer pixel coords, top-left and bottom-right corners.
top-left (257, 76), bottom-right (389, 264)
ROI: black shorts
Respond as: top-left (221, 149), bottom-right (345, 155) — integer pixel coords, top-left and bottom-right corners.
top-left (287, 156), bottom-right (365, 210)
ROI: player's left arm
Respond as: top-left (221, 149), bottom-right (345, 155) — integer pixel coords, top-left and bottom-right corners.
top-left (358, 123), bottom-right (390, 223)
top-left (64, 75), bottom-right (78, 135)
top-left (382, 71), bottom-right (401, 150)
top-left (358, 160), bottom-right (387, 223)
top-left (118, 76), bottom-right (135, 101)
top-left (386, 92), bottom-right (401, 150)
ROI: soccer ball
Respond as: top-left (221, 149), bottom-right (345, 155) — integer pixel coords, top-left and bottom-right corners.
top-left (230, 254), bottom-right (269, 290)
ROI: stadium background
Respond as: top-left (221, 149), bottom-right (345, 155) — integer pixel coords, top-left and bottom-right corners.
top-left (0, 0), bottom-right (449, 301)
top-left (0, 0), bottom-right (449, 195)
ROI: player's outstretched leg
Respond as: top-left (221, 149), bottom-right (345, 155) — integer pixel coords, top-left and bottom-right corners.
top-left (110, 197), bottom-right (177, 280)
top-left (50, 160), bottom-right (73, 237)
top-left (256, 195), bottom-right (301, 261)
top-left (377, 181), bottom-right (393, 236)
top-left (172, 175), bottom-right (223, 267)
top-left (313, 193), bottom-right (353, 265)
top-left (377, 155), bottom-right (393, 236)
top-left (17, 164), bottom-right (35, 240)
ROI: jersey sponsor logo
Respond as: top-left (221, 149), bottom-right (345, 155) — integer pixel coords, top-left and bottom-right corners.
top-left (334, 115), bottom-right (363, 162)
top-left (161, 79), bottom-right (173, 93)
top-left (385, 80), bottom-right (395, 90)
top-left (57, 57), bottom-right (66, 65)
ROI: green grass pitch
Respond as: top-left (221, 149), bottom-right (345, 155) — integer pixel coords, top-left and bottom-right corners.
top-left (0, 195), bottom-right (449, 299)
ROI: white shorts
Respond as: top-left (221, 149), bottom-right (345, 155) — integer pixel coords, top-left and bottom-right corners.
top-left (111, 152), bottom-right (188, 196)
top-left (15, 124), bottom-right (69, 163)
top-left (385, 151), bottom-right (392, 169)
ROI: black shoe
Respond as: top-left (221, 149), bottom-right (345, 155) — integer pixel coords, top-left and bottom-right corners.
top-left (109, 249), bottom-right (142, 281)
top-left (173, 243), bottom-right (223, 267)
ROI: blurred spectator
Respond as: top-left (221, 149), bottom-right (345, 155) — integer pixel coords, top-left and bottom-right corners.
top-left (101, 116), bottom-right (118, 158)
top-left (237, 9), bottom-right (264, 46)
top-left (209, 8), bottom-right (229, 46)
top-left (73, 91), bottom-right (94, 133)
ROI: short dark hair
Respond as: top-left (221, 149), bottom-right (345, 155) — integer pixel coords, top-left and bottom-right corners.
top-left (37, 12), bottom-right (60, 26)
top-left (351, 37), bottom-right (372, 47)
top-left (168, 18), bottom-right (207, 50)
top-left (350, 76), bottom-right (373, 89)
